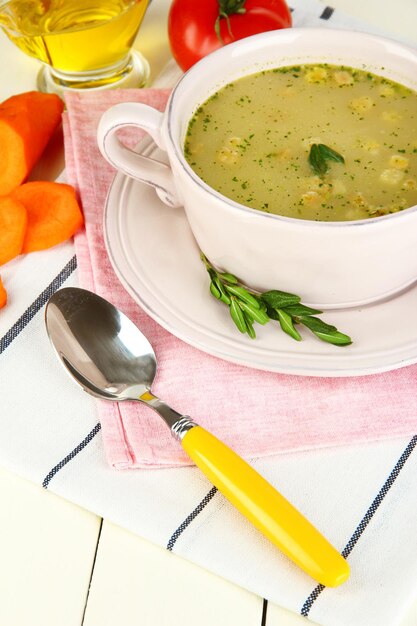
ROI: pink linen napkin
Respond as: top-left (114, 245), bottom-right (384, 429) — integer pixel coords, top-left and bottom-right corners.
top-left (63, 89), bottom-right (417, 469)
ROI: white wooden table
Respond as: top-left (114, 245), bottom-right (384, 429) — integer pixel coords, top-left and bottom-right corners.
top-left (1, 1), bottom-right (417, 624)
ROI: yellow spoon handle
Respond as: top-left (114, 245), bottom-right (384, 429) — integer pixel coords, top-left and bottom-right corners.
top-left (181, 425), bottom-right (349, 587)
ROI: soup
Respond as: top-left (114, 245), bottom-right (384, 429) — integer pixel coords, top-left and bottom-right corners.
top-left (184, 64), bottom-right (417, 221)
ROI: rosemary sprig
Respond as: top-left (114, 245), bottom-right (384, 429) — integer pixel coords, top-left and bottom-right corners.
top-left (201, 253), bottom-right (352, 346)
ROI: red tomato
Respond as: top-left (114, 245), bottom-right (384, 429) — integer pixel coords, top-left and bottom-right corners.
top-left (168, 0), bottom-right (292, 71)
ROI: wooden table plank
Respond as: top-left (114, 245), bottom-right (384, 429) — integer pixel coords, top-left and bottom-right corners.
top-left (83, 520), bottom-right (263, 626)
top-left (0, 467), bottom-right (101, 626)
top-left (401, 598), bottom-right (417, 626)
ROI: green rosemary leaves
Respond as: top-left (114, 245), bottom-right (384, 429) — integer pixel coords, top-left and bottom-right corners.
top-left (202, 253), bottom-right (352, 346)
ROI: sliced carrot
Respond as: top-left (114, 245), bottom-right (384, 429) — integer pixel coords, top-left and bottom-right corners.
top-left (0, 195), bottom-right (28, 265)
top-left (0, 91), bottom-right (64, 195)
top-left (11, 181), bottom-right (84, 253)
top-left (0, 276), bottom-right (6, 308)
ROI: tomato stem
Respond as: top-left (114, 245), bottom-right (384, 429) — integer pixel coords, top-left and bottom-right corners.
top-left (215, 0), bottom-right (247, 43)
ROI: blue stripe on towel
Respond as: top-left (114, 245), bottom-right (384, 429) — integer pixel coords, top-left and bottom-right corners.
top-left (0, 255), bottom-right (77, 355)
top-left (301, 435), bottom-right (417, 617)
top-left (320, 6), bottom-right (335, 20)
top-left (42, 422), bottom-right (101, 488)
top-left (167, 486), bottom-right (218, 551)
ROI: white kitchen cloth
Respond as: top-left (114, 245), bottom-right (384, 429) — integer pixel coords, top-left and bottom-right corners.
top-left (1, 2), bottom-right (417, 625)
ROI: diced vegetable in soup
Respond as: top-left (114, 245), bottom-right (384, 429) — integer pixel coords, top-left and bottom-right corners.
top-left (184, 64), bottom-right (417, 221)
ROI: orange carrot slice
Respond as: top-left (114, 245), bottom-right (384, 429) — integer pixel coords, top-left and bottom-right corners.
top-left (0, 195), bottom-right (28, 265)
top-left (12, 181), bottom-right (84, 253)
top-left (0, 91), bottom-right (64, 195)
top-left (0, 276), bottom-right (6, 308)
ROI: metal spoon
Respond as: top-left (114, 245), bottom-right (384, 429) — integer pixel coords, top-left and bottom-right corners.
top-left (45, 287), bottom-right (349, 587)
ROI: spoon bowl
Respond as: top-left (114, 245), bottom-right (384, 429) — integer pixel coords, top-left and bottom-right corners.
top-left (46, 287), bottom-right (157, 400)
top-left (46, 287), bottom-right (350, 587)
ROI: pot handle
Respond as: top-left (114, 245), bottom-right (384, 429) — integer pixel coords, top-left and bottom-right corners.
top-left (97, 102), bottom-right (181, 207)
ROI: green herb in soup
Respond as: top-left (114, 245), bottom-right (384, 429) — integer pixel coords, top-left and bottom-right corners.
top-left (184, 64), bottom-right (417, 221)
